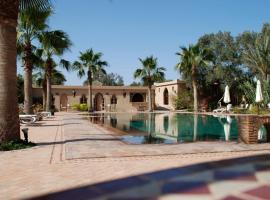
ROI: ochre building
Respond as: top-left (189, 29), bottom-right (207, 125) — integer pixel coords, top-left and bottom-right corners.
top-left (32, 80), bottom-right (186, 112)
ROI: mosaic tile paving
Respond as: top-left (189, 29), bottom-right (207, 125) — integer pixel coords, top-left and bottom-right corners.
top-left (33, 154), bottom-right (270, 200)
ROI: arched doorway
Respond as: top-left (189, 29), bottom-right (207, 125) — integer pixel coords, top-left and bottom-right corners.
top-left (60, 94), bottom-right (68, 111)
top-left (80, 94), bottom-right (87, 104)
top-left (163, 88), bottom-right (169, 105)
top-left (131, 93), bottom-right (144, 102)
top-left (94, 93), bottom-right (104, 111)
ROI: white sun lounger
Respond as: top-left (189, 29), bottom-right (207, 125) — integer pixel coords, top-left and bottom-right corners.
top-left (213, 104), bottom-right (232, 113)
top-left (19, 115), bottom-right (38, 124)
top-left (39, 112), bottom-right (52, 118)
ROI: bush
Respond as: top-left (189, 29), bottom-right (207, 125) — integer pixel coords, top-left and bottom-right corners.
top-left (0, 140), bottom-right (36, 151)
top-left (172, 90), bottom-right (192, 110)
top-left (72, 103), bottom-right (88, 111)
top-left (32, 104), bottom-right (43, 113)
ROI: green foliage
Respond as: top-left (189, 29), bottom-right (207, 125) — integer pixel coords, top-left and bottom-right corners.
top-left (239, 80), bottom-right (270, 106)
top-left (84, 72), bottom-right (124, 86)
top-left (72, 104), bottom-right (88, 111)
top-left (32, 104), bottom-right (44, 113)
top-left (134, 56), bottom-right (166, 86)
top-left (242, 24), bottom-right (270, 81)
top-left (172, 90), bottom-right (192, 110)
top-left (130, 81), bottom-right (143, 86)
top-left (0, 140), bottom-right (36, 151)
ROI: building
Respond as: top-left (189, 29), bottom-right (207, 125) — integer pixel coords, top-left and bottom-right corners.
top-left (154, 80), bottom-right (186, 110)
top-left (32, 80), bottom-right (186, 112)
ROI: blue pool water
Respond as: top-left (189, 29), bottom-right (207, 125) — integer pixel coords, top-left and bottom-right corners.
top-left (87, 113), bottom-right (267, 144)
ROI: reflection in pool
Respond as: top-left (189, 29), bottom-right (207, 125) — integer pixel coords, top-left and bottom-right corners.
top-left (87, 113), bottom-right (267, 144)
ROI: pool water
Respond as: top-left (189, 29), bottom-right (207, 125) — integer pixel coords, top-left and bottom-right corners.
top-left (87, 113), bottom-right (267, 144)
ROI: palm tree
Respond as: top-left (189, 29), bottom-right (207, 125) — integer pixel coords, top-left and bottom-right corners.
top-left (73, 49), bottom-right (108, 112)
top-left (134, 56), bottom-right (166, 111)
top-left (0, 0), bottom-right (51, 142)
top-left (176, 45), bottom-right (212, 112)
top-left (243, 25), bottom-right (270, 82)
top-left (38, 30), bottom-right (71, 111)
top-left (17, 8), bottom-right (51, 114)
top-left (33, 62), bottom-right (67, 110)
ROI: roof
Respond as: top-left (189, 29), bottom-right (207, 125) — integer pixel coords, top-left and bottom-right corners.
top-left (33, 85), bottom-right (150, 90)
top-left (154, 79), bottom-right (185, 87)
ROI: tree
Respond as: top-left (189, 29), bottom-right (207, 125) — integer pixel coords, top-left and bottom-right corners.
top-left (0, 0), bottom-right (51, 142)
top-left (17, 7), bottom-right (51, 114)
top-left (38, 30), bottom-right (71, 111)
top-left (176, 45), bottom-right (212, 112)
top-left (242, 24), bottom-right (270, 82)
top-left (33, 61), bottom-right (67, 110)
top-left (134, 56), bottom-right (166, 111)
top-left (73, 49), bottom-right (108, 111)
top-left (85, 72), bottom-right (124, 86)
top-left (130, 81), bottom-right (142, 86)
top-left (197, 32), bottom-right (252, 106)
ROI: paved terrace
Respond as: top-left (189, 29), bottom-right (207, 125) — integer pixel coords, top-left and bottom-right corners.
top-left (0, 112), bottom-right (270, 200)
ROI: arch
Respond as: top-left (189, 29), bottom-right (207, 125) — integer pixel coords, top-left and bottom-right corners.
top-left (131, 93), bottom-right (144, 102)
top-left (80, 94), bottom-right (87, 104)
top-left (60, 94), bottom-right (68, 111)
top-left (94, 93), bottom-right (104, 111)
top-left (163, 88), bottom-right (169, 105)
top-left (111, 94), bottom-right (117, 104)
top-left (238, 116), bottom-right (270, 144)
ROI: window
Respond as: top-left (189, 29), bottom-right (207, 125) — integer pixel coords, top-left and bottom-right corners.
top-left (80, 94), bottom-right (87, 104)
top-left (111, 95), bottom-right (117, 104)
top-left (163, 88), bottom-right (169, 105)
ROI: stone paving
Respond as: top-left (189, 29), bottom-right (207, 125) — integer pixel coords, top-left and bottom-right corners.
top-left (0, 112), bottom-right (270, 200)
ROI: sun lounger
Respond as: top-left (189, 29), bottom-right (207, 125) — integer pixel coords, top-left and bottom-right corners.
top-left (213, 104), bottom-right (232, 113)
top-left (213, 107), bottom-right (226, 113)
top-left (19, 115), bottom-right (38, 124)
top-left (39, 111), bottom-right (52, 118)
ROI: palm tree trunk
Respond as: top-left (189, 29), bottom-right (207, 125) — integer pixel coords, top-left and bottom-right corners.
top-left (88, 71), bottom-right (93, 112)
top-left (46, 63), bottom-right (52, 112)
top-left (42, 80), bottom-right (47, 110)
top-left (23, 43), bottom-right (33, 114)
top-left (148, 84), bottom-right (152, 112)
top-left (192, 65), bottom-right (198, 112)
top-left (0, 0), bottom-right (20, 142)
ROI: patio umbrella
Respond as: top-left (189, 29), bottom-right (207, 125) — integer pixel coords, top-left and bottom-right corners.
top-left (223, 123), bottom-right (231, 141)
top-left (255, 80), bottom-right (263, 103)
top-left (255, 80), bottom-right (263, 115)
top-left (223, 85), bottom-right (231, 104)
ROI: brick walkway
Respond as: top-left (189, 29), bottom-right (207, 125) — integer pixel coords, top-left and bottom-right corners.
top-left (0, 112), bottom-right (270, 200)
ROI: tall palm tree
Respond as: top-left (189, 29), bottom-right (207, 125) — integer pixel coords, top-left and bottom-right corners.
top-left (0, 0), bottom-right (51, 142)
top-left (73, 49), bottom-right (108, 112)
top-left (38, 30), bottom-right (71, 111)
top-left (134, 56), bottom-right (166, 111)
top-left (176, 45), bottom-right (212, 112)
top-left (33, 61), bottom-right (67, 110)
top-left (243, 25), bottom-right (270, 82)
top-left (17, 8), bottom-right (51, 114)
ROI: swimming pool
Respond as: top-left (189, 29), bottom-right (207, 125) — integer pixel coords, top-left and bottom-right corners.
top-left (87, 113), bottom-right (266, 144)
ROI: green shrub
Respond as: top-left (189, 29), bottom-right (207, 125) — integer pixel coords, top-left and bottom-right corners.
top-left (0, 140), bottom-right (36, 151)
top-left (72, 103), bottom-right (88, 111)
top-left (172, 90), bottom-right (192, 110)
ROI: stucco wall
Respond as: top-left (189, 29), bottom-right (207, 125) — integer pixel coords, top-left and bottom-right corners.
top-left (32, 86), bottom-right (150, 112)
top-left (154, 80), bottom-right (186, 110)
